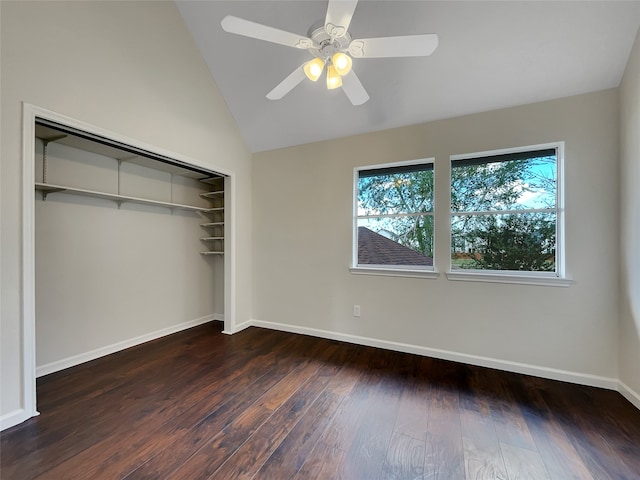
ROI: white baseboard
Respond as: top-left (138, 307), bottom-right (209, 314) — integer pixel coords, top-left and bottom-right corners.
top-left (247, 319), bottom-right (620, 392)
top-left (36, 314), bottom-right (220, 378)
top-left (618, 380), bottom-right (640, 410)
top-left (0, 407), bottom-right (40, 431)
top-left (28, 315), bottom-right (640, 412)
top-left (223, 319), bottom-right (253, 335)
top-left (1, 409), bottom-right (28, 431)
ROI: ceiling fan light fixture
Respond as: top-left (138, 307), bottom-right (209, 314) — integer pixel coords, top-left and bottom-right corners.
top-left (220, 2), bottom-right (439, 105)
top-left (326, 64), bottom-right (342, 89)
top-left (332, 52), bottom-right (352, 76)
top-left (303, 57), bottom-right (325, 81)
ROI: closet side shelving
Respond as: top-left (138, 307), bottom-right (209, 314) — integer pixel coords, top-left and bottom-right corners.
top-left (199, 176), bottom-right (225, 255)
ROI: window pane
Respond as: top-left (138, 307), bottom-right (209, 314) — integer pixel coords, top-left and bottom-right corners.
top-left (358, 216), bottom-right (433, 267)
top-left (451, 154), bottom-right (556, 212)
top-left (358, 168), bottom-right (434, 216)
top-left (451, 212), bottom-right (556, 271)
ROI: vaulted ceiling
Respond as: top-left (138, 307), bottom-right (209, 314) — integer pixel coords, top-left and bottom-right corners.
top-left (176, 1), bottom-right (640, 153)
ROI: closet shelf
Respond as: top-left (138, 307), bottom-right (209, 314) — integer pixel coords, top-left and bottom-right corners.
top-left (200, 251), bottom-right (224, 255)
top-left (200, 176), bottom-right (224, 186)
top-left (200, 191), bottom-right (224, 198)
top-left (200, 236), bottom-right (224, 241)
top-left (202, 207), bottom-right (224, 213)
top-left (201, 222), bottom-right (224, 227)
top-left (35, 182), bottom-right (209, 212)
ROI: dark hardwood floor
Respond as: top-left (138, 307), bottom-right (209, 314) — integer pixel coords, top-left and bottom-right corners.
top-left (2, 322), bottom-right (639, 479)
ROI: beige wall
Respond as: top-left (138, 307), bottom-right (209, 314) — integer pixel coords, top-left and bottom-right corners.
top-left (253, 90), bottom-right (620, 382)
top-left (1, 1), bottom-right (252, 425)
top-left (619, 28), bottom-right (640, 398)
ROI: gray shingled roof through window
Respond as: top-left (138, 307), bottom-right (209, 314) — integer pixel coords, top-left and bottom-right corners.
top-left (357, 227), bottom-right (433, 266)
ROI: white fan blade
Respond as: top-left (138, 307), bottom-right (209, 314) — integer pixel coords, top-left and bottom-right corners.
top-left (341, 71), bottom-right (369, 106)
top-left (266, 65), bottom-right (307, 100)
top-left (221, 16), bottom-right (314, 50)
top-left (349, 34), bottom-right (438, 58)
top-left (325, 0), bottom-right (358, 39)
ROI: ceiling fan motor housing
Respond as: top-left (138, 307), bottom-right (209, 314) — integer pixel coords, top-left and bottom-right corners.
top-left (308, 23), bottom-right (352, 62)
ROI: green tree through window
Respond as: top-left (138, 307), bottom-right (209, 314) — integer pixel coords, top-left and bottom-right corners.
top-left (355, 146), bottom-right (560, 274)
top-left (451, 148), bottom-right (558, 272)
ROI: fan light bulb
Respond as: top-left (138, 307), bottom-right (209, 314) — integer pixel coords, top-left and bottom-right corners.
top-left (332, 52), bottom-right (352, 76)
top-left (303, 57), bottom-right (325, 82)
top-left (326, 65), bottom-right (342, 89)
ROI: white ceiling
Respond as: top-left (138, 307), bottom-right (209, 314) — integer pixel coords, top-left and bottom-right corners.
top-left (176, 1), bottom-right (640, 153)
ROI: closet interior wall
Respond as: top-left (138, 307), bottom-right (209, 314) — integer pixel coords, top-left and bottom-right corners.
top-left (34, 129), bottom-right (224, 374)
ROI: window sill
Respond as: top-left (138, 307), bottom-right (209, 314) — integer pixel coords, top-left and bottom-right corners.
top-left (350, 266), bottom-right (440, 279)
top-left (446, 271), bottom-right (573, 287)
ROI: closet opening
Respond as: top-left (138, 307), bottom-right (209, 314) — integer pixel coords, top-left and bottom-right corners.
top-left (22, 105), bottom-right (233, 420)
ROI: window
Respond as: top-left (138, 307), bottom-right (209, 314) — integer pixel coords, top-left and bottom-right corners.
top-left (450, 144), bottom-right (564, 279)
top-left (354, 160), bottom-right (435, 274)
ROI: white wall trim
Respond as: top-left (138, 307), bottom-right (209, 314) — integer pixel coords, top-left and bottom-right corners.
top-left (350, 267), bottom-right (439, 279)
top-left (618, 380), bottom-right (640, 410)
top-left (36, 314), bottom-right (218, 378)
top-left (0, 409), bottom-right (37, 432)
top-left (223, 174), bottom-right (237, 333)
top-left (21, 104), bottom-right (38, 423)
top-left (224, 318), bottom-right (253, 335)
top-left (248, 318), bottom-right (621, 391)
top-left (445, 271), bottom-right (573, 287)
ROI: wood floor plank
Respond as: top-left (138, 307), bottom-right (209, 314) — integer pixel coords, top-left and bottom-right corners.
top-left (539, 384), bottom-right (640, 480)
top-left (292, 441), bottom-right (347, 480)
top-left (381, 432), bottom-right (425, 480)
top-left (340, 364), bottom-right (403, 479)
top-left (500, 442), bottom-right (550, 480)
top-left (524, 411), bottom-right (596, 480)
top-left (256, 389), bottom-right (345, 478)
top-left (167, 359), bottom-right (323, 480)
top-left (2, 323), bottom-right (639, 480)
top-left (320, 374), bottom-right (380, 452)
top-left (392, 373), bottom-right (430, 441)
top-left (459, 365), bottom-right (493, 416)
top-left (460, 409), bottom-right (508, 480)
top-left (423, 380), bottom-right (465, 479)
top-left (483, 371), bottom-right (539, 451)
top-left (255, 349), bottom-right (362, 479)
top-left (210, 371), bottom-right (331, 479)
top-left (511, 380), bottom-right (596, 480)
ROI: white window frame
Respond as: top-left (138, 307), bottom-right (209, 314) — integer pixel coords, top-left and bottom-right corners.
top-left (446, 142), bottom-right (572, 287)
top-left (350, 158), bottom-right (439, 279)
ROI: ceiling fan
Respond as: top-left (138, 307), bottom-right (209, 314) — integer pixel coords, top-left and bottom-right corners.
top-left (220, 0), bottom-right (438, 105)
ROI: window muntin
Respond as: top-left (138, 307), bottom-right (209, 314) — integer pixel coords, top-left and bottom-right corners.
top-left (356, 161), bottom-right (434, 269)
top-left (450, 146), bottom-right (561, 274)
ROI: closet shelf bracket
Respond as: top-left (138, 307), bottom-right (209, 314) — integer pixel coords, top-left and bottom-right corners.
top-left (39, 134), bottom-right (67, 200)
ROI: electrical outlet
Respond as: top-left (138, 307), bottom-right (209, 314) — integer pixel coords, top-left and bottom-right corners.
top-left (353, 305), bottom-right (361, 317)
